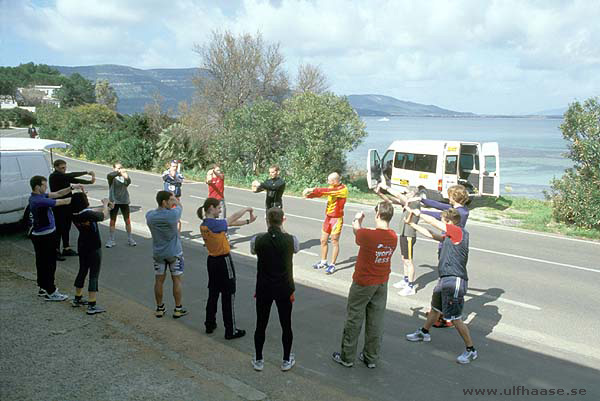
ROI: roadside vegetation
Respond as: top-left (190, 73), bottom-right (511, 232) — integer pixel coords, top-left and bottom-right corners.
top-left (12, 34), bottom-right (597, 240)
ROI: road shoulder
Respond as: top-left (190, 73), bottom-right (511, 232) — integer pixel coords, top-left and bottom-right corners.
top-left (0, 237), bottom-right (365, 401)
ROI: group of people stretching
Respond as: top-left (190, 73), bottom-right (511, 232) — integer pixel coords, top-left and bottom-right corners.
top-left (27, 159), bottom-right (477, 373)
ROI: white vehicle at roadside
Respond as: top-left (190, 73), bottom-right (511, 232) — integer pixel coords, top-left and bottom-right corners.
top-left (367, 140), bottom-right (500, 200)
top-left (0, 138), bottom-right (71, 225)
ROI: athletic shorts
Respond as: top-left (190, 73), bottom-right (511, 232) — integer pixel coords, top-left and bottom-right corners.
top-left (153, 255), bottom-right (184, 276)
top-left (399, 236), bottom-right (416, 260)
top-left (109, 204), bottom-right (130, 220)
top-left (322, 216), bottom-right (343, 236)
top-left (431, 276), bottom-right (467, 321)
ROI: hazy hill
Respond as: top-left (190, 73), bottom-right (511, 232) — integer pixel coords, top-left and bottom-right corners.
top-left (53, 64), bottom-right (210, 114)
top-left (529, 107), bottom-right (567, 117)
top-left (346, 94), bottom-right (475, 117)
top-left (51, 65), bottom-right (475, 117)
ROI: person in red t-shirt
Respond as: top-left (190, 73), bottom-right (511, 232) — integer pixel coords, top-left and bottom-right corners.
top-left (206, 164), bottom-right (226, 218)
top-left (332, 201), bottom-right (397, 369)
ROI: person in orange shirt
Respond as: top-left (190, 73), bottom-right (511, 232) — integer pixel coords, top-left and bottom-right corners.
top-left (302, 172), bottom-right (349, 275)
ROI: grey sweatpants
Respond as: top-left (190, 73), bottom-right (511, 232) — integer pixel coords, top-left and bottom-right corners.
top-left (340, 281), bottom-right (388, 364)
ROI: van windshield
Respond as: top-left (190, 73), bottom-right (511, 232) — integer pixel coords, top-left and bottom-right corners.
top-left (394, 152), bottom-right (437, 173)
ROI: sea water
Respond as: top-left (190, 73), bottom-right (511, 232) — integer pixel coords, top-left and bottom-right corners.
top-left (347, 116), bottom-right (572, 199)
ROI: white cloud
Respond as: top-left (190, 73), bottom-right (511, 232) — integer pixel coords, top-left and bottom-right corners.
top-left (4, 0), bottom-right (600, 113)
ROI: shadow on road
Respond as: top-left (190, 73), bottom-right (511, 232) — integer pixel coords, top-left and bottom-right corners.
top-left (299, 238), bottom-right (321, 251)
top-left (6, 225), bottom-right (597, 401)
top-left (410, 286), bottom-right (503, 340)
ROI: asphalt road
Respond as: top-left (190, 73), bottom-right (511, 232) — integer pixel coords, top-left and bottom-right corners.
top-left (3, 129), bottom-right (600, 400)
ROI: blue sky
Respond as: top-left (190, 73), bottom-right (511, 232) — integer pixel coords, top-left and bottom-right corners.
top-left (1, 0), bottom-right (599, 114)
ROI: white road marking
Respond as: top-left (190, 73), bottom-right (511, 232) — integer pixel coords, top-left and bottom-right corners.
top-left (194, 197), bottom-right (597, 274)
top-left (389, 272), bottom-right (542, 310)
top-left (469, 245), bottom-right (600, 274)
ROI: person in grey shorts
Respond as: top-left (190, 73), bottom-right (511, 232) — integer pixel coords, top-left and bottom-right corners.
top-left (404, 208), bottom-right (477, 364)
top-left (146, 191), bottom-right (187, 319)
top-left (106, 162), bottom-right (136, 247)
top-left (375, 183), bottom-right (421, 295)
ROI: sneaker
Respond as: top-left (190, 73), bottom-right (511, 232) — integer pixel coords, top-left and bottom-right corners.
top-left (105, 240), bottom-right (116, 248)
top-left (398, 286), bottom-right (416, 296)
top-left (457, 349), bottom-right (478, 364)
top-left (173, 307), bottom-right (188, 319)
top-left (127, 238), bottom-right (137, 247)
top-left (71, 297), bottom-right (88, 307)
top-left (37, 288), bottom-right (47, 297)
top-left (44, 290), bottom-right (68, 302)
top-left (252, 357), bottom-right (264, 371)
top-left (325, 264), bottom-right (336, 275)
top-left (86, 305), bottom-right (106, 315)
top-left (359, 352), bottom-right (376, 369)
top-left (392, 280), bottom-right (409, 289)
top-left (312, 261), bottom-right (327, 269)
top-left (56, 253), bottom-right (66, 261)
top-left (331, 352), bottom-right (353, 367)
top-left (406, 328), bottom-right (431, 342)
top-left (155, 304), bottom-right (166, 318)
top-left (225, 329), bottom-right (246, 340)
top-left (281, 353), bottom-right (296, 371)
top-left (205, 323), bottom-right (217, 334)
top-left (61, 248), bottom-right (78, 256)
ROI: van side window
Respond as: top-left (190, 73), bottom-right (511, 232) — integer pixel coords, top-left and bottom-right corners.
top-left (1, 156), bottom-right (21, 182)
top-left (381, 150), bottom-right (394, 182)
top-left (445, 155), bottom-right (457, 174)
top-left (395, 152), bottom-right (437, 173)
top-left (485, 156), bottom-right (496, 173)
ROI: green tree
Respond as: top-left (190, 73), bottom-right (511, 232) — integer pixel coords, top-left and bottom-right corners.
top-left (295, 63), bottom-right (329, 94)
top-left (280, 92), bottom-right (367, 185)
top-left (57, 73), bottom-right (95, 107)
top-left (95, 79), bottom-right (118, 110)
top-left (192, 30), bottom-right (289, 125)
top-left (548, 97), bottom-right (600, 229)
top-left (156, 123), bottom-right (209, 169)
top-left (218, 99), bottom-right (284, 175)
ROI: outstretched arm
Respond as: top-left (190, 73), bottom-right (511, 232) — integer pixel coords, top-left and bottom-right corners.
top-left (227, 207), bottom-right (257, 227)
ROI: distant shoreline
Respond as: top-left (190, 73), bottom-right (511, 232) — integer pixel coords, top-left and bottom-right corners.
top-left (359, 114), bottom-right (564, 120)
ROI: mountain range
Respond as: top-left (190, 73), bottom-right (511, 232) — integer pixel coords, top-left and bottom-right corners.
top-left (52, 64), bottom-right (562, 117)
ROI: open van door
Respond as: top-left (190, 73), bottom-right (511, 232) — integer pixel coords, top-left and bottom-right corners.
top-left (367, 149), bottom-right (382, 189)
top-left (480, 142), bottom-right (500, 196)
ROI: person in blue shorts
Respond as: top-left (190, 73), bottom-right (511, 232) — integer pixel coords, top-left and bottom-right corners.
top-left (421, 184), bottom-right (469, 327)
top-left (405, 208), bottom-right (477, 364)
top-left (146, 191), bottom-right (188, 319)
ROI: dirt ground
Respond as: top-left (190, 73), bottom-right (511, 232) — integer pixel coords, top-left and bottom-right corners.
top-left (0, 236), bottom-right (363, 401)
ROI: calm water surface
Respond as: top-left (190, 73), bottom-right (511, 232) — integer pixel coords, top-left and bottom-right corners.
top-left (347, 117), bottom-right (572, 199)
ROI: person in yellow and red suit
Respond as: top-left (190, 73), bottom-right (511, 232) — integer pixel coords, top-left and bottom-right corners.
top-left (302, 172), bottom-right (349, 275)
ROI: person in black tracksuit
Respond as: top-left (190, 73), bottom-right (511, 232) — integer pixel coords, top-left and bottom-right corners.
top-left (252, 165), bottom-right (286, 209)
top-left (198, 198), bottom-right (257, 339)
top-left (250, 207), bottom-right (299, 371)
top-left (49, 159), bottom-right (95, 258)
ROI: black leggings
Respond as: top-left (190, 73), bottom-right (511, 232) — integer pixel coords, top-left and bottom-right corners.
top-left (74, 248), bottom-right (101, 292)
top-left (53, 206), bottom-right (72, 250)
top-left (254, 297), bottom-right (293, 361)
